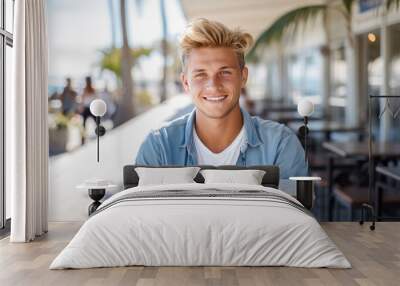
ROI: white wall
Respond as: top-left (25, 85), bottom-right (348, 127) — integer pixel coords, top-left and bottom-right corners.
top-left (48, 95), bottom-right (192, 221)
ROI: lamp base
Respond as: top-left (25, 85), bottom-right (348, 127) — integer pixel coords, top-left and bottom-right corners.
top-left (296, 180), bottom-right (313, 210)
top-left (289, 177), bottom-right (321, 210)
top-left (95, 125), bottom-right (106, 136)
top-left (88, 188), bottom-right (106, 215)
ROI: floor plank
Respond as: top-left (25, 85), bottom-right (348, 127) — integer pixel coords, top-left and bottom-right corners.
top-left (0, 222), bottom-right (399, 286)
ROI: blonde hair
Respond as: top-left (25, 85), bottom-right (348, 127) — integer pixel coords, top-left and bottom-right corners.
top-left (180, 18), bottom-right (253, 71)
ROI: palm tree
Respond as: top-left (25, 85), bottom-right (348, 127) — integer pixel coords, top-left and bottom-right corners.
top-left (247, 0), bottom-right (400, 60)
top-left (246, 0), bottom-right (399, 125)
top-left (116, 0), bottom-right (135, 126)
top-left (159, 0), bottom-right (168, 103)
top-left (99, 47), bottom-right (152, 80)
top-left (248, 4), bottom-right (331, 61)
top-left (246, 2), bottom-right (342, 120)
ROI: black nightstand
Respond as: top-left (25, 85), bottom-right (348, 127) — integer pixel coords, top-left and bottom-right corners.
top-left (289, 177), bottom-right (321, 210)
top-left (77, 182), bottom-right (118, 215)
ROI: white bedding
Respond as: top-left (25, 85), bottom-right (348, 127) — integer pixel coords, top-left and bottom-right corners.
top-left (50, 183), bottom-right (351, 269)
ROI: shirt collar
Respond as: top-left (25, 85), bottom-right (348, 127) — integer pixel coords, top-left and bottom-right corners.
top-left (180, 107), bottom-right (263, 149)
top-left (241, 107), bottom-right (263, 147)
top-left (179, 108), bottom-right (196, 150)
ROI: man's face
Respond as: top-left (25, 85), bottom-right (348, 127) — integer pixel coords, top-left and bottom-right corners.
top-left (181, 47), bottom-right (248, 119)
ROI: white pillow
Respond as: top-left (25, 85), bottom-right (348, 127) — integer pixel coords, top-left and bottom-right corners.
top-left (135, 167), bottom-right (201, 186)
top-left (200, 169), bottom-right (266, 185)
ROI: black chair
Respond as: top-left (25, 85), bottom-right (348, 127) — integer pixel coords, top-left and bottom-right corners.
top-left (333, 162), bottom-right (400, 221)
top-left (331, 163), bottom-right (369, 221)
top-left (332, 185), bottom-right (369, 221)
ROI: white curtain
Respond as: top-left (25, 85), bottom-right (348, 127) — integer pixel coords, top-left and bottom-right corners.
top-left (8, 0), bottom-right (49, 242)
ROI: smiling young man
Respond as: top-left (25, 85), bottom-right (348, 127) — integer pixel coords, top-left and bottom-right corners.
top-left (135, 18), bottom-right (307, 178)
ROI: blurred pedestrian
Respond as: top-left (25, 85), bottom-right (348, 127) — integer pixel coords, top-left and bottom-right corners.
top-left (80, 76), bottom-right (97, 128)
top-left (79, 76), bottom-right (97, 144)
top-left (60, 77), bottom-right (77, 115)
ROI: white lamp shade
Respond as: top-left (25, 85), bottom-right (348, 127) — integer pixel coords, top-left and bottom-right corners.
top-left (297, 99), bottom-right (314, 117)
top-left (90, 99), bottom-right (107, 117)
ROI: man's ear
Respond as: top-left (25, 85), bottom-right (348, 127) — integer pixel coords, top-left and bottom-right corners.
top-left (241, 66), bottom-right (248, 88)
top-left (180, 72), bottom-right (190, 93)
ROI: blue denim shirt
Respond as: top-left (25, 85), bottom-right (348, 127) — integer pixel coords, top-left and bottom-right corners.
top-left (135, 108), bottom-right (308, 179)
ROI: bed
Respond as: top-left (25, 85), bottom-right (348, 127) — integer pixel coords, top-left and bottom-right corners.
top-left (50, 165), bottom-right (350, 269)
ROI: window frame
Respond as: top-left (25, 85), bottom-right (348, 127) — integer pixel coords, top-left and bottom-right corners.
top-left (0, 0), bottom-right (14, 231)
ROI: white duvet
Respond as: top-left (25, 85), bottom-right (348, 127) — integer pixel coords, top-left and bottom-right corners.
top-left (50, 183), bottom-right (351, 269)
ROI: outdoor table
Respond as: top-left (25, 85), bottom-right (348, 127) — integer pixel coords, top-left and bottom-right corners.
top-left (265, 111), bottom-right (321, 124)
top-left (288, 121), bottom-right (365, 141)
top-left (375, 165), bottom-right (400, 219)
top-left (322, 141), bottom-right (400, 221)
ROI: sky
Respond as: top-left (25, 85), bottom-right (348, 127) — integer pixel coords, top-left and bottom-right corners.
top-left (47, 0), bottom-right (187, 92)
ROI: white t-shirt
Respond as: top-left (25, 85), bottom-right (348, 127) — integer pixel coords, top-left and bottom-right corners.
top-left (193, 126), bottom-right (246, 166)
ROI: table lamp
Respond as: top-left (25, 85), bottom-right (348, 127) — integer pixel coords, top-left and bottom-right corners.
top-left (290, 99), bottom-right (320, 210)
top-left (297, 99), bottom-right (314, 163)
top-left (90, 99), bottom-right (107, 162)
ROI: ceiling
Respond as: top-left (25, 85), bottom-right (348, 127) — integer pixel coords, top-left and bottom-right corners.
top-left (179, 0), bottom-right (326, 39)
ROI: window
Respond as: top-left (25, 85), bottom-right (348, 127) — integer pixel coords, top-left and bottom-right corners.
top-left (330, 45), bottom-right (347, 122)
top-left (5, 0), bottom-right (13, 33)
top-left (288, 49), bottom-right (322, 104)
top-left (1, 0), bottom-right (14, 231)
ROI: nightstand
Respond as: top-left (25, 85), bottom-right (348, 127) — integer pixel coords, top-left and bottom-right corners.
top-left (77, 180), bottom-right (118, 215)
top-left (289, 177), bottom-right (321, 210)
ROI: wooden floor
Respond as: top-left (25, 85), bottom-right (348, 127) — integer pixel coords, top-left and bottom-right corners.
top-left (0, 222), bottom-right (399, 286)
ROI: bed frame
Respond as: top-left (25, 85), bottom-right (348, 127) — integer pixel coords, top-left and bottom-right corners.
top-left (123, 165), bottom-right (280, 189)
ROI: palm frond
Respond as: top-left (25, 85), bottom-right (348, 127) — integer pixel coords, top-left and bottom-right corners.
top-left (341, 0), bottom-right (356, 14)
top-left (387, 0), bottom-right (400, 10)
top-left (247, 5), bottom-right (327, 61)
top-left (99, 47), bottom-right (152, 79)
